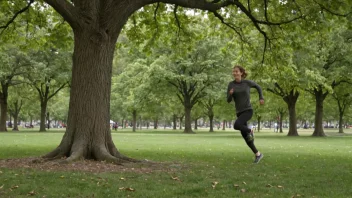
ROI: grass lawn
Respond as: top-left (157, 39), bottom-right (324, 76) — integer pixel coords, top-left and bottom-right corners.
top-left (0, 128), bottom-right (351, 197)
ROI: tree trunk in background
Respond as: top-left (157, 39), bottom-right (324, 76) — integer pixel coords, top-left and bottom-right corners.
top-left (179, 116), bottom-right (183, 130)
top-left (194, 119), bottom-right (198, 130)
top-left (9, 114), bottom-right (12, 128)
top-left (47, 112), bottom-right (50, 130)
top-left (283, 89), bottom-right (299, 136)
top-left (132, 110), bottom-right (137, 132)
top-left (312, 89), bottom-right (327, 137)
top-left (139, 116), bottom-right (142, 130)
top-left (0, 83), bottom-right (9, 132)
top-left (0, 98), bottom-right (7, 131)
top-left (209, 114), bottom-right (214, 132)
top-left (257, 116), bottom-right (261, 132)
top-left (12, 100), bottom-right (22, 131)
top-left (173, 114), bottom-right (177, 130)
top-left (39, 101), bottom-right (47, 132)
top-left (154, 119), bottom-right (158, 129)
top-left (279, 111), bottom-right (284, 133)
top-left (222, 120), bottom-right (226, 130)
top-left (12, 114), bottom-right (18, 131)
top-left (338, 112), bottom-right (344, 133)
top-left (183, 106), bottom-right (194, 133)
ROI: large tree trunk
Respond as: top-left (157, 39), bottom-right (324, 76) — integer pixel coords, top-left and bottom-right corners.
top-left (312, 89), bottom-right (327, 137)
top-left (222, 120), bottom-right (226, 130)
top-left (173, 114), bottom-right (177, 130)
top-left (283, 90), bottom-right (299, 136)
top-left (39, 101), bottom-right (47, 132)
top-left (43, 25), bottom-right (133, 163)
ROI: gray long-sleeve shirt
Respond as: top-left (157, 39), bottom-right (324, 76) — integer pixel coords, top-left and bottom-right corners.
top-left (227, 80), bottom-right (264, 114)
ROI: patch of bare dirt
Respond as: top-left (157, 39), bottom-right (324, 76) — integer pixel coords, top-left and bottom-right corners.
top-left (0, 157), bottom-right (185, 174)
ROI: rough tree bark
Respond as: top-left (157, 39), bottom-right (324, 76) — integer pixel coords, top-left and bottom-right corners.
top-left (43, 1), bottom-right (140, 163)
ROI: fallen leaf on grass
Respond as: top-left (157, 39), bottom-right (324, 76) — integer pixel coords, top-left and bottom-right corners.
top-left (11, 185), bottom-right (19, 189)
top-left (171, 176), bottom-right (181, 182)
top-left (0, 171), bottom-right (3, 174)
top-left (0, 185), bottom-right (3, 189)
top-left (242, 182), bottom-right (247, 185)
top-left (120, 178), bottom-right (125, 180)
top-left (240, 189), bottom-right (246, 193)
top-left (266, 184), bottom-right (273, 188)
top-left (27, 190), bottom-right (36, 196)
top-left (119, 187), bottom-right (135, 192)
top-left (277, 185), bottom-right (283, 188)
top-left (234, 184), bottom-right (239, 188)
top-left (60, 176), bottom-right (64, 178)
top-left (211, 181), bottom-right (219, 189)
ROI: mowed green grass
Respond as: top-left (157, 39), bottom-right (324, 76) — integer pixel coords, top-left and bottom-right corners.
top-left (0, 128), bottom-right (352, 198)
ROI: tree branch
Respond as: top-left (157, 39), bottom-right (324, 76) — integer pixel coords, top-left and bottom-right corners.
top-left (210, 10), bottom-right (247, 43)
top-left (313, 0), bottom-right (351, 17)
top-left (48, 83), bottom-right (68, 100)
top-left (44, 0), bottom-right (80, 29)
top-left (173, 5), bottom-right (181, 37)
top-left (0, 0), bottom-right (35, 34)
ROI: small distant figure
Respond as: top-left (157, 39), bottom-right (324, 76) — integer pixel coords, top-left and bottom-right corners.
top-left (113, 122), bottom-right (118, 131)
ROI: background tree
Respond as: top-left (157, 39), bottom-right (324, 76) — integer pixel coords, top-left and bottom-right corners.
top-left (26, 48), bottom-right (70, 131)
top-left (0, 44), bottom-right (29, 132)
